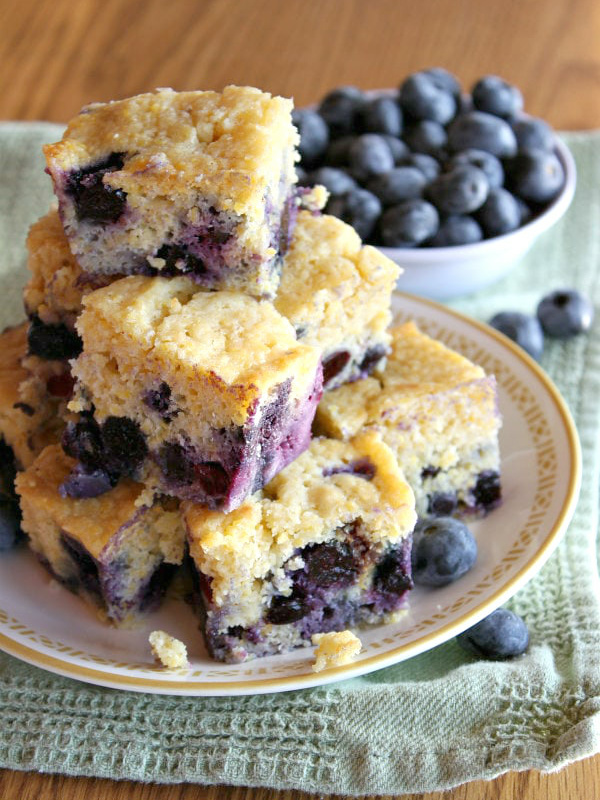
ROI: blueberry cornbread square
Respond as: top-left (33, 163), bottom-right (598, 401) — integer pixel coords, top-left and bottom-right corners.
top-left (15, 444), bottom-right (185, 624)
top-left (183, 431), bottom-right (416, 663)
top-left (315, 321), bottom-right (502, 517)
top-left (0, 323), bottom-right (64, 468)
top-left (275, 211), bottom-right (400, 390)
top-left (66, 275), bottom-right (323, 509)
top-left (44, 86), bottom-right (300, 299)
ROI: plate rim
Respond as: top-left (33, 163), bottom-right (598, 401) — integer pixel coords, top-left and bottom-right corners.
top-left (0, 292), bottom-right (582, 695)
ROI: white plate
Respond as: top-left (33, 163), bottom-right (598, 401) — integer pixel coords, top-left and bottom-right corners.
top-left (0, 293), bottom-right (581, 695)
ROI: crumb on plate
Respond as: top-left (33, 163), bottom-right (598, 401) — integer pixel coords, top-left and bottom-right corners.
top-left (149, 629), bottom-right (189, 669)
top-left (311, 630), bottom-right (362, 673)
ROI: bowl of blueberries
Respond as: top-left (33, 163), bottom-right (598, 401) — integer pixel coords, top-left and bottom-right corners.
top-left (294, 69), bottom-right (576, 300)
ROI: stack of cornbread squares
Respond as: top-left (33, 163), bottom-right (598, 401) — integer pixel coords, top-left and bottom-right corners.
top-left (0, 86), bottom-right (501, 663)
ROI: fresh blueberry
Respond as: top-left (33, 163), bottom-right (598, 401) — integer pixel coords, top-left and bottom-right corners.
top-left (512, 116), bottom-right (556, 153)
top-left (471, 76), bottom-right (523, 118)
top-left (66, 152), bottom-right (127, 224)
top-left (381, 135), bottom-right (410, 164)
top-left (506, 150), bottom-right (565, 204)
top-left (60, 464), bottom-right (115, 499)
top-left (426, 165), bottom-right (489, 215)
top-left (447, 148), bottom-right (504, 190)
top-left (359, 95), bottom-right (403, 137)
top-left (326, 188), bottom-right (382, 240)
top-left (324, 136), bottom-right (356, 166)
top-left (318, 86), bottom-right (366, 138)
top-left (422, 67), bottom-right (462, 100)
top-left (400, 153), bottom-right (441, 182)
top-left (536, 289), bottom-right (594, 338)
top-left (475, 188), bottom-right (521, 237)
top-left (348, 134), bottom-right (395, 180)
top-left (447, 111), bottom-right (518, 158)
top-left (291, 108), bottom-right (329, 167)
top-left (303, 166), bottom-right (357, 196)
top-left (27, 315), bottom-right (83, 361)
top-left (457, 608), bottom-right (529, 659)
top-left (515, 196), bottom-right (533, 225)
top-left (399, 72), bottom-right (457, 124)
top-left (427, 215), bottom-right (483, 247)
top-left (367, 166), bottom-right (426, 206)
top-left (488, 311), bottom-right (544, 360)
top-left (0, 495), bottom-right (21, 551)
top-left (403, 120), bottom-right (447, 156)
top-left (379, 199), bottom-right (439, 247)
top-left (411, 516), bottom-right (477, 587)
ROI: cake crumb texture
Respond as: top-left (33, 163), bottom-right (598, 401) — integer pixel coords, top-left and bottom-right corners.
top-left (311, 630), bottom-right (362, 672)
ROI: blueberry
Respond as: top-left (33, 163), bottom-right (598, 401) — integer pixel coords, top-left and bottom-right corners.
top-left (516, 197), bottom-right (533, 225)
top-left (426, 165), bottom-right (489, 215)
top-left (291, 108), bottom-right (329, 167)
top-left (381, 135), bottom-right (410, 164)
top-left (295, 165), bottom-right (307, 184)
top-left (473, 470), bottom-right (502, 510)
top-left (101, 416), bottom-right (148, 476)
top-left (60, 464), bottom-right (115, 499)
top-left (0, 495), bottom-right (21, 551)
top-left (303, 541), bottom-right (358, 588)
top-left (400, 153), bottom-right (440, 182)
top-left (428, 215), bottom-right (483, 247)
top-left (471, 75), bottom-right (523, 118)
top-left (512, 116), bottom-right (556, 153)
top-left (427, 491), bottom-right (459, 516)
top-left (379, 199), bottom-right (439, 247)
top-left (304, 166), bottom-right (357, 196)
top-left (266, 588), bottom-right (309, 624)
top-left (326, 188), bottom-right (382, 240)
top-left (457, 608), bottom-right (529, 659)
top-left (324, 136), bottom-right (356, 166)
top-left (411, 516), bottom-right (477, 587)
top-left (399, 72), bottom-right (457, 124)
top-left (447, 111), bottom-right (517, 158)
top-left (154, 244), bottom-right (206, 277)
top-left (66, 152), bottom-right (127, 224)
top-left (488, 311), bottom-right (544, 360)
top-left (402, 120), bottom-right (447, 156)
top-left (536, 289), bottom-right (594, 338)
top-left (322, 350), bottom-right (351, 385)
top-left (62, 415), bottom-right (104, 470)
top-left (422, 68), bottom-right (462, 100)
top-left (475, 188), bottom-right (521, 237)
top-left (447, 148), bottom-right (504, 190)
top-left (0, 440), bottom-right (18, 498)
top-left (348, 134), bottom-right (395, 180)
top-left (373, 547), bottom-right (413, 595)
top-left (318, 86), bottom-right (366, 138)
top-left (359, 95), bottom-right (403, 137)
top-left (27, 315), bottom-right (83, 361)
top-left (144, 381), bottom-right (179, 421)
top-left (367, 166), bottom-right (426, 206)
top-left (506, 150), bottom-right (565, 204)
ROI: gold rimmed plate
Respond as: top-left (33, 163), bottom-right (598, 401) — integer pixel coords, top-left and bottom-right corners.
top-left (0, 292), bottom-right (581, 695)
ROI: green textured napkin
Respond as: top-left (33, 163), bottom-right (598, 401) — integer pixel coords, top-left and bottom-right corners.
top-left (0, 122), bottom-right (599, 796)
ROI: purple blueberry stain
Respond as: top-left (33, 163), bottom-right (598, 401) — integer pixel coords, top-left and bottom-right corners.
top-left (144, 382), bottom-right (179, 422)
top-left (323, 457), bottom-right (376, 481)
top-left (65, 152), bottom-right (127, 224)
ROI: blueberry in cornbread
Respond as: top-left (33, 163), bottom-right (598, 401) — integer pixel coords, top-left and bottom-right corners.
top-left (67, 276), bottom-right (323, 509)
top-left (44, 86), bottom-right (300, 299)
top-left (15, 444), bottom-right (185, 623)
top-left (275, 211), bottom-right (400, 390)
top-left (184, 431), bottom-right (416, 663)
top-left (315, 322), bottom-right (502, 518)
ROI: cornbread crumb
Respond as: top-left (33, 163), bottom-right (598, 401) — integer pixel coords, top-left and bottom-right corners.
top-left (311, 630), bottom-right (362, 672)
top-left (149, 630), bottom-right (189, 669)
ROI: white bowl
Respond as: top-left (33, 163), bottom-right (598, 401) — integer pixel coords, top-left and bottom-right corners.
top-left (387, 137), bottom-right (576, 300)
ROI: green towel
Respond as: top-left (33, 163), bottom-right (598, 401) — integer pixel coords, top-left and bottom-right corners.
top-left (0, 122), bottom-right (599, 795)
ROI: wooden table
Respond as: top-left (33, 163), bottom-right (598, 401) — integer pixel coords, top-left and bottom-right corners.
top-left (1, 0), bottom-right (599, 797)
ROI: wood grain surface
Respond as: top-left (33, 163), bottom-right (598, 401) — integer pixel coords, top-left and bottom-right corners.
top-left (1, 0), bottom-right (600, 798)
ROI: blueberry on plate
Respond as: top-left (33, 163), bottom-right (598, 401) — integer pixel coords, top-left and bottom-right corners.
top-left (399, 72), bottom-right (457, 125)
top-left (475, 187), bottom-right (521, 237)
top-left (506, 150), bottom-right (565, 204)
top-left (446, 148), bottom-right (504, 190)
top-left (359, 95), bottom-right (403, 137)
top-left (536, 289), bottom-right (594, 338)
top-left (379, 199), bottom-right (439, 247)
top-left (291, 108), bottom-right (329, 168)
top-left (427, 215), bottom-right (483, 247)
top-left (367, 166), bottom-right (426, 206)
top-left (326, 188), bottom-right (382, 241)
top-left (488, 311), bottom-right (544, 360)
top-left (456, 608), bottom-right (529, 659)
top-left (447, 111), bottom-right (518, 158)
top-left (471, 75), bottom-right (523, 118)
top-left (426, 164), bottom-right (489, 215)
top-left (411, 516), bottom-right (477, 587)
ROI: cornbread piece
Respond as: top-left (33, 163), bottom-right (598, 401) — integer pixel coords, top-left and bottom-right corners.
top-left (184, 431), bottom-right (416, 663)
top-left (44, 86), bottom-right (300, 298)
top-left (311, 630), bottom-right (362, 672)
top-left (315, 322), bottom-right (502, 517)
top-left (66, 276), bottom-right (323, 509)
top-left (15, 445), bottom-right (185, 624)
top-left (0, 323), bottom-right (64, 468)
top-left (149, 630), bottom-right (189, 669)
top-left (275, 211), bottom-right (400, 390)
